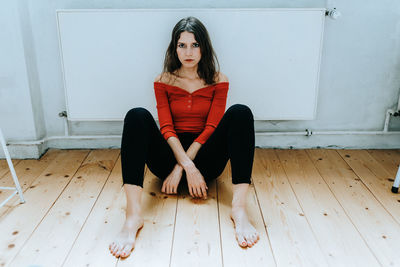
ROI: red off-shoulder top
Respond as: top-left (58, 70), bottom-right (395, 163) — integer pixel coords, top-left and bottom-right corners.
top-left (154, 81), bottom-right (229, 145)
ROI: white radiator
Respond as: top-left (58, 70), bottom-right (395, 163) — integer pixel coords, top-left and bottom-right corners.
top-left (56, 8), bottom-right (325, 121)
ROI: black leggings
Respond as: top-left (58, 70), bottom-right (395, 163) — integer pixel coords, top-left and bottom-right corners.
top-left (120, 104), bottom-right (255, 188)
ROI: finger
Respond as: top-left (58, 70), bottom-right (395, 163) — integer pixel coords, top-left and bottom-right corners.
top-left (164, 181), bottom-right (168, 194)
top-left (200, 186), bottom-right (207, 199)
top-left (193, 187), bottom-right (199, 198)
top-left (188, 185), bottom-right (194, 198)
top-left (161, 181), bottom-right (166, 193)
top-left (192, 186), bottom-right (198, 198)
top-left (167, 183), bottom-right (171, 194)
top-left (191, 186), bottom-right (196, 198)
top-left (194, 187), bottom-right (201, 198)
top-left (200, 185), bottom-right (207, 198)
top-left (195, 187), bottom-right (202, 198)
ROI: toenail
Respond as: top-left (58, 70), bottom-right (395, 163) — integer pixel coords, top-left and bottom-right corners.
top-left (242, 242), bottom-right (246, 246)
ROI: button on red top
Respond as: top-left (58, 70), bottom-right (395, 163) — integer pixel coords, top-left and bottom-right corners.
top-left (154, 82), bottom-right (229, 144)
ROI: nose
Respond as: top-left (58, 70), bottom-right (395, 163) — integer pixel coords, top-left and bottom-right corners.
top-left (185, 46), bottom-right (193, 56)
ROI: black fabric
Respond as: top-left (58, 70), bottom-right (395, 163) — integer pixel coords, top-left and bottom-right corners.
top-left (120, 104), bottom-right (255, 187)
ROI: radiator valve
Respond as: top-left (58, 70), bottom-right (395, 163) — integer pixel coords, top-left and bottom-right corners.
top-left (325, 8), bottom-right (341, 20)
top-left (58, 111), bottom-right (67, 118)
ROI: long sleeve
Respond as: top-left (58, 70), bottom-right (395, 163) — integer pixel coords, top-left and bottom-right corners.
top-left (194, 82), bottom-right (229, 144)
top-left (154, 83), bottom-right (178, 141)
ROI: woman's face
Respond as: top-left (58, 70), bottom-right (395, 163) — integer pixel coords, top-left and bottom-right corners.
top-left (176, 31), bottom-right (201, 68)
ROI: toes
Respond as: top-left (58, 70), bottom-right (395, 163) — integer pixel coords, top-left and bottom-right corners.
top-left (237, 234), bottom-right (248, 247)
top-left (113, 243), bottom-right (119, 253)
top-left (252, 233), bottom-right (259, 243)
top-left (110, 243), bottom-right (117, 254)
top-left (111, 246), bottom-right (117, 255)
top-left (245, 235), bottom-right (254, 247)
top-left (249, 233), bottom-right (259, 246)
top-left (116, 246), bottom-right (124, 257)
top-left (111, 247), bottom-right (116, 256)
top-left (253, 236), bottom-right (258, 244)
top-left (121, 244), bottom-right (133, 258)
top-left (248, 232), bottom-right (259, 246)
top-left (114, 244), bottom-right (122, 256)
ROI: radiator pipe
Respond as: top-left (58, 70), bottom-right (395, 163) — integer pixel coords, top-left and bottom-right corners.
top-left (5, 107), bottom-right (400, 146)
top-left (6, 90), bottom-right (400, 146)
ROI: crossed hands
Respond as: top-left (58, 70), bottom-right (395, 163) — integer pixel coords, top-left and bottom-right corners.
top-left (161, 163), bottom-right (208, 199)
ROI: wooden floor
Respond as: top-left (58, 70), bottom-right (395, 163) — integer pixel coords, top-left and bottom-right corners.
top-left (0, 148), bottom-right (399, 267)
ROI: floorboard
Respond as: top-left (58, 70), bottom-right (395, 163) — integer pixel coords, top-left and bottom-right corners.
top-left (0, 148), bottom-right (399, 267)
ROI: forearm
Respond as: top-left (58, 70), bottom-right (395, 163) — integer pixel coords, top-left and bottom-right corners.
top-left (186, 141), bottom-right (202, 160)
top-left (167, 137), bottom-right (202, 170)
top-left (167, 137), bottom-right (195, 169)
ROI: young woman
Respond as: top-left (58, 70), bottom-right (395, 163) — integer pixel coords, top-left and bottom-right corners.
top-left (109, 16), bottom-right (259, 258)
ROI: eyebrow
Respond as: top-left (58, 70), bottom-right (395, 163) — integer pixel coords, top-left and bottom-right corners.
top-left (177, 41), bottom-right (198, 44)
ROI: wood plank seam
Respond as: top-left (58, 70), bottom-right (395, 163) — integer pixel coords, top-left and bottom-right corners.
top-left (275, 149), bottom-right (339, 264)
top-left (216, 175), bottom-right (225, 267)
top-left (63, 150), bottom-right (121, 266)
top-left (0, 160), bottom-right (21, 180)
top-left (6, 150), bottom-right (91, 266)
top-left (164, 165), bottom-right (178, 267)
top-left (0, 150), bottom-right (60, 216)
top-left (45, 150), bottom-right (92, 212)
top-left (336, 150), bottom-right (400, 227)
top-left (251, 163), bottom-right (277, 266)
top-left (310, 150), bottom-right (383, 265)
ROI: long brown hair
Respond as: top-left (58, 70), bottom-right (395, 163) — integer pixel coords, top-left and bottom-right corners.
top-left (162, 16), bottom-right (220, 85)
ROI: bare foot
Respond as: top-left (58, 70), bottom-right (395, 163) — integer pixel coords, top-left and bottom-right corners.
top-left (109, 216), bottom-right (144, 258)
top-left (230, 207), bottom-right (260, 248)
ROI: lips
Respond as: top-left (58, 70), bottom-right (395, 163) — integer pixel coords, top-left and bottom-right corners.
top-left (185, 59), bottom-right (194, 62)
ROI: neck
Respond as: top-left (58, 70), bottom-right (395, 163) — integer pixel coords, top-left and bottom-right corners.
top-left (178, 65), bottom-right (199, 79)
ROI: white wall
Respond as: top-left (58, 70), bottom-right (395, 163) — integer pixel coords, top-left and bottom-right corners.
top-left (0, 1), bottom-right (45, 157)
top-left (1, 0), bottom-right (400, 159)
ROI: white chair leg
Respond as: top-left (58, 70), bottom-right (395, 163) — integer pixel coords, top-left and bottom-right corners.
top-left (0, 128), bottom-right (25, 207)
top-left (391, 165), bottom-right (400, 193)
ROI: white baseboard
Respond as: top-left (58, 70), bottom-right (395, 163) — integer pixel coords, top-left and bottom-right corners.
top-left (1, 133), bottom-right (399, 159)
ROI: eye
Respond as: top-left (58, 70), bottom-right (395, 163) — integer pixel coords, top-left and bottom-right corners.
top-left (178, 43), bottom-right (185, 48)
top-left (193, 43), bottom-right (199, 48)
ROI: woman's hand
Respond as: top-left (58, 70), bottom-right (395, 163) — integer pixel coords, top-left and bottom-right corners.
top-left (184, 163), bottom-right (208, 199)
top-left (161, 164), bottom-right (183, 195)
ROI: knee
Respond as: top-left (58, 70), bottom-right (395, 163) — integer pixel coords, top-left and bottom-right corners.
top-left (227, 104), bottom-right (254, 121)
top-left (124, 107), bottom-right (152, 123)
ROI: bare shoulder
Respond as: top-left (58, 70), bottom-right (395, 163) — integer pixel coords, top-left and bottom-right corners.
top-left (216, 72), bottom-right (229, 83)
top-left (154, 73), bottom-right (163, 83)
top-left (154, 72), bottom-right (175, 84)
top-left (154, 73), bottom-right (168, 83)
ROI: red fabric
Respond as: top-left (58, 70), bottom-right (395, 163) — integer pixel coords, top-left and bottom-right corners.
top-left (154, 81), bottom-right (229, 145)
